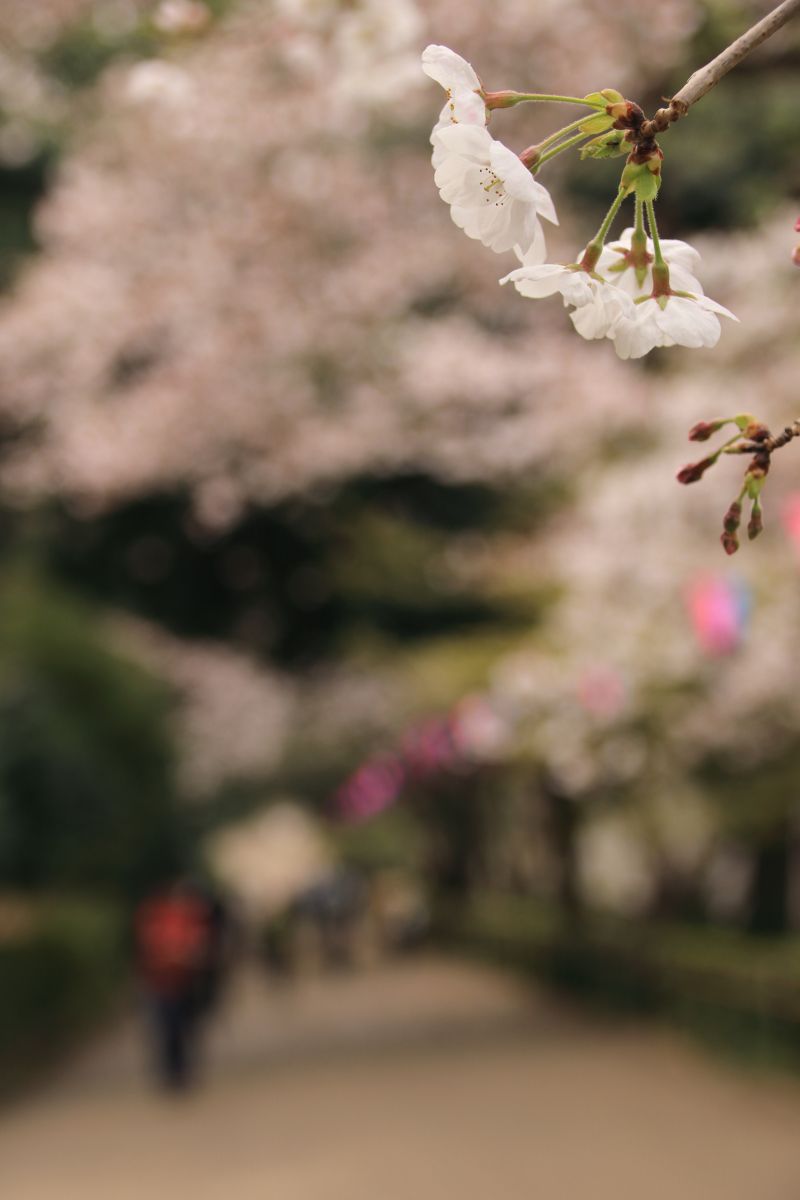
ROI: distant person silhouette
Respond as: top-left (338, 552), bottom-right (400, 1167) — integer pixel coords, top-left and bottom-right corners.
top-left (134, 879), bottom-right (218, 1090)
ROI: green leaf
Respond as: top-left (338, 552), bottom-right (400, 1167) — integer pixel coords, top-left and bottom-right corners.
top-left (580, 131), bottom-right (628, 160)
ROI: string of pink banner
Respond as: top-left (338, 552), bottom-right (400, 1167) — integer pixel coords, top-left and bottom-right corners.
top-left (333, 696), bottom-right (498, 825)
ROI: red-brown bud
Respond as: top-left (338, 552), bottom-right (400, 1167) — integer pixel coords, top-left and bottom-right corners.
top-left (721, 530), bottom-right (739, 556)
top-left (747, 509), bottom-right (763, 540)
top-left (723, 501), bottom-right (742, 534)
top-left (689, 420), bottom-right (722, 442)
top-left (519, 144), bottom-right (541, 169)
top-left (746, 458), bottom-right (769, 483)
top-left (677, 456), bottom-right (715, 485)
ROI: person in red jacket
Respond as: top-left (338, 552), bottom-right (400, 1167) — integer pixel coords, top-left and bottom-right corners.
top-left (134, 879), bottom-right (214, 1090)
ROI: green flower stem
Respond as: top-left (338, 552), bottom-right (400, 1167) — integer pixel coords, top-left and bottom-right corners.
top-left (711, 433), bottom-right (750, 461)
top-left (535, 131), bottom-right (590, 168)
top-left (645, 198), bottom-right (665, 266)
top-left (511, 93), bottom-right (605, 108)
top-left (579, 187), bottom-right (627, 271)
top-left (591, 187), bottom-right (627, 248)
top-left (536, 115), bottom-right (596, 152)
top-left (634, 195), bottom-right (645, 238)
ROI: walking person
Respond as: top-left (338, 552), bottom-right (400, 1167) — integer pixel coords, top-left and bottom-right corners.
top-left (134, 878), bottom-right (215, 1091)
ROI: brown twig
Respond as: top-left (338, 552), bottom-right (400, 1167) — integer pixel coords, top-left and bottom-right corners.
top-left (677, 417), bottom-right (800, 552)
top-left (640, 0), bottom-right (800, 138)
top-left (727, 419), bottom-right (800, 455)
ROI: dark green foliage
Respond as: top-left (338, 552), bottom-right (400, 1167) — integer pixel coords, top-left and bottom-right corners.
top-left (0, 155), bottom-right (52, 290)
top-left (44, 475), bottom-right (557, 665)
top-left (0, 572), bottom-right (182, 897)
top-left (38, 1), bottom-right (234, 90)
top-left (0, 899), bottom-right (124, 1095)
top-left (335, 807), bottom-right (427, 875)
top-left (40, 21), bottom-right (158, 89)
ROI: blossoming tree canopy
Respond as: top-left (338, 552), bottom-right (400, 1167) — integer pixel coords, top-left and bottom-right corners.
top-left (421, 0), bottom-right (800, 551)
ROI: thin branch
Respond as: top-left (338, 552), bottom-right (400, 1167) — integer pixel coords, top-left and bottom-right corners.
top-left (727, 418), bottom-right (800, 455)
top-left (642, 0), bottom-right (800, 136)
top-left (674, 0), bottom-right (800, 108)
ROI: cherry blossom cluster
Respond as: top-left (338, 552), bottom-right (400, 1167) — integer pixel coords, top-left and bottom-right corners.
top-left (422, 44), bottom-right (737, 359)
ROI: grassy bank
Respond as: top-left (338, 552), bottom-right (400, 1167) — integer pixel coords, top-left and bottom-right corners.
top-left (0, 897), bottom-right (125, 1096)
top-left (438, 893), bottom-right (800, 1071)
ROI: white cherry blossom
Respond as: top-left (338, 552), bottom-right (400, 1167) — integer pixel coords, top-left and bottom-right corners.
top-left (569, 283), bottom-right (636, 340)
top-left (432, 124), bottom-right (557, 259)
top-left (500, 259), bottom-right (634, 338)
top-left (597, 227), bottom-right (704, 298)
top-left (422, 44), bottom-right (486, 128)
top-left (612, 293), bottom-right (738, 360)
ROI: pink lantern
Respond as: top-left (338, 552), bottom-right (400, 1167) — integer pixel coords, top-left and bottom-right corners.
top-left (781, 493), bottom-right (800, 552)
top-left (336, 754), bottom-right (406, 823)
top-left (686, 574), bottom-right (748, 655)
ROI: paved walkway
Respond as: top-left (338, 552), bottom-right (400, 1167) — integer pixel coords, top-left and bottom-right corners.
top-left (3, 956), bottom-right (800, 1200)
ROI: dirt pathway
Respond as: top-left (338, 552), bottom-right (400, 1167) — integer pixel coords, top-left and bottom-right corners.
top-left (2, 956), bottom-right (800, 1200)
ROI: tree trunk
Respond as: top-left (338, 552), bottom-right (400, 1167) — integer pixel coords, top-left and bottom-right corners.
top-left (748, 818), bottom-right (791, 936)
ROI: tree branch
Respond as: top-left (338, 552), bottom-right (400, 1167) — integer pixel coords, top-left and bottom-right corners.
top-left (642, 0), bottom-right (800, 136)
top-left (727, 418), bottom-right (800, 455)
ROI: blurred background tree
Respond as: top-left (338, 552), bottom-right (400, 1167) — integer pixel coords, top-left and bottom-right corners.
top-left (1, 0), bottom-right (800, 1087)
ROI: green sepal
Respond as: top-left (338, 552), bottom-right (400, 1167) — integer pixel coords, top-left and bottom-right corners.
top-left (636, 170), bottom-right (661, 201)
top-left (733, 413), bottom-right (756, 431)
top-left (745, 476), bottom-right (764, 502)
top-left (580, 131), bottom-right (628, 159)
top-left (620, 161), bottom-right (661, 201)
top-left (583, 89), bottom-right (624, 106)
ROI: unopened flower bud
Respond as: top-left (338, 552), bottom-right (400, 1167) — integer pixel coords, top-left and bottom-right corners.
top-left (483, 90), bottom-right (520, 110)
top-left (519, 144), bottom-right (541, 169)
top-left (723, 501), bottom-right (742, 534)
top-left (721, 530), bottom-right (739, 556)
top-left (748, 508), bottom-right (763, 540)
top-left (677, 456), bottom-right (715, 485)
top-left (689, 420), bottom-right (723, 442)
